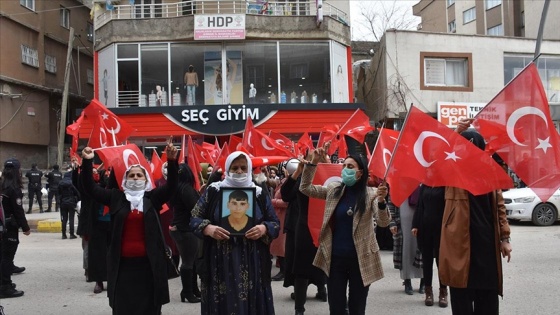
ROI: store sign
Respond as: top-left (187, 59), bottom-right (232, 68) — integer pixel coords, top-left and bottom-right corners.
top-left (163, 104), bottom-right (277, 135)
top-left (437, 101), bottom-right (486, 128)
top-left (194, 14), bottom-right (246, 40)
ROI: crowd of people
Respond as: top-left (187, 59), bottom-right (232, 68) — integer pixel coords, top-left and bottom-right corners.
top-left (0, 121), bottom-right (513, 315)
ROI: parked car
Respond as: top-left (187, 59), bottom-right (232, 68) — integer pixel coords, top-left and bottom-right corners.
top-left (503, 188), bottom-right (560, 226)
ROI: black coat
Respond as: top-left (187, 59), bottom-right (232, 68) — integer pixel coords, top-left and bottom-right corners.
top-left (81, 158), bottom-right (178, 308)
top-left (281, 176), bottom-right (325, 287)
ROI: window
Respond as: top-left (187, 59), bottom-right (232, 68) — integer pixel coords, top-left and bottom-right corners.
top-left (420, 52), bottom-right (473, 92)
top-left (448, 20), bottom-right (456, 33)
top-left (504, 55), bottom-right (560, 103)
top-left (463, 7), bottom-right (476, 24)
top-left (486, 0), bottom-right (502, 10)
top-left (87, 22), bottom-right (94, 42)
top-left (45, 55), bottom-right (57, 73)
top-left (60, 6), bottom-right (70, 29)
top-left (290, 63), bottom-right (309, 79)
top-left (20, 0), bottom-right (34, 11)
top-left (21, 45), bottom-right (39, 68)
top-left (87, 69), bottom-right (94, 85)
top-left (487, 24), bottom-right (503, 36)
top-left (447, 0), bottom-right (455, 6)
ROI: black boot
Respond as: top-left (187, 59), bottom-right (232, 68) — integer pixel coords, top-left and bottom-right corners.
top-left (26, 209), bottom-right (32, 214)
top-left (11, 265), bottom-right (25, 274)
top-left (271, 257), bottom-right (285, 281)
top-left (294, 277), bottom-right (308, 313)
top-left (62, 231), bottom-right (67, 239)
top-left (192, 269), bottom-right (201, 298)
top-left (404, 279), bottom-right (413, 295)
top-left (180, 269), bottom-right (200, 303)
top-left (69, 233), bottom-right (77, 239)
top-left (315, 284), bottom-right (327, 302)
top-left (419, 278), bottom-right (425, 294)
top-left (0, 284), bottom-right (24, 298)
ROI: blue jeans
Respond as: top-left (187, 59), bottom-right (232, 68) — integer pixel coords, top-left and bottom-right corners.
top-left (327, 255), bottom-right (370, 315)
top-left (186, 85), bottom-right (196, 105)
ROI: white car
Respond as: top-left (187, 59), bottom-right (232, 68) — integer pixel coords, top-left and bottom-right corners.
top-left (503, 188), bottom-right (560, 226)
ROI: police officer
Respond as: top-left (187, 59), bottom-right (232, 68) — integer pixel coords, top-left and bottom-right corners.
top-left (44, 165), bottom-right (62, 212)
top-left (25, 163), bottom-right (43, 214)
top-left (0, 158), bottom-right (30, 298)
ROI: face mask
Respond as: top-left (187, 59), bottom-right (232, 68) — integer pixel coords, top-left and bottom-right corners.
top-left (341, 168), bottom-right (358, 187)
top-left (125, 179), bottom-right (146, 191)
top-left (229, 172), bottom-right (248, 183)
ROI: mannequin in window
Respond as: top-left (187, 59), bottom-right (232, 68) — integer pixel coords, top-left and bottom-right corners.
top-left (156, 85), bottom-right (163, 106)
top-left (184, 65), bottom-right (199, 105)
top-left (248, 83), bottom-right (257, 104)
top-left (210, 59), bottom-right (237, 105)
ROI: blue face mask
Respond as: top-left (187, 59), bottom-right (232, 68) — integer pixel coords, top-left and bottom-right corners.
top-left (341, 168), bottom-right (358, 187)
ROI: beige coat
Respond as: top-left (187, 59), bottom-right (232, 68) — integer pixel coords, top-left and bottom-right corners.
top-left (439, 187), bottom-right (510, 295)
top-left (299, 164), bottom-right (391, 287)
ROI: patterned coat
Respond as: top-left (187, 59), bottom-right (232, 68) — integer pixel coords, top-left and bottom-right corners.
top-left (299, 164), bottom-right (391, 287)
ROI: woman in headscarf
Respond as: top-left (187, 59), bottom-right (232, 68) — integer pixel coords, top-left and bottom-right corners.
top-left (190, 151), bottom-right (280, 315)
top-left (80, 142), bottom-right (178, 315)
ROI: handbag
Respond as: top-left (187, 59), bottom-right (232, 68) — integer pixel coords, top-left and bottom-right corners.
top-left (154, 209), bottom-right (180, 280)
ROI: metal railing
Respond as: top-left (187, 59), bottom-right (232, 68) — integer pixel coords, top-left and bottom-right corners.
top-left (94, 1), bottom-right (349, 29)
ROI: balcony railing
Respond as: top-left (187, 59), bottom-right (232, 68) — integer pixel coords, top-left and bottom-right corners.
top-left (94, 0), bottom-right (349, 29)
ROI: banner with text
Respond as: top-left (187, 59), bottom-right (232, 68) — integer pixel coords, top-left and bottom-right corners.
top-left (194, 14), bottom-right (246, 40)
top-left (437, 102), bottom-right (487, 128)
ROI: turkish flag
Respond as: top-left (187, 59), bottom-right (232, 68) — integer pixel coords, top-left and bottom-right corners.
top-left (186, 135), bottom-right (202, 190)
top-left (389, 106), bottom-right (513, 206)
top-left (473, 63), bottom-right (560, 202)
top-left (150, 149), bottom-right (163, 182)
top-left (214, 142), bottom-right (230, 171)
top-left (338, 109), bottom-right (375, 143)
top-left (66, 112), bottom-right (84, 137)
top-left (241, 117), bottom-right (294, 158)
top-left (228, 134), bottom-right (242, 153)
top-left (369, 128), bottom-right (400, 180)
top-left (88, 114), bottom-right (110, 149)
top-left (83, 99), bottom-right (134, 145)
top-left (268, 131), bottom-right (294, 153)
top-left (296, 131), bottom-right (314, 157)
top-left (95, 144), bottom-right (154, 190)
top-left (240, 118), bottom-right (256, 155)
top-left (194, 143), bottom-right (215, 165)
top-left (308, 164), bottom-right (343, 247)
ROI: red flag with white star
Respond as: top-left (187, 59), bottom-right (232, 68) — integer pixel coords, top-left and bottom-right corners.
top-left (83, 99), bottom-right (134, 145)
top-left (389, 106), bottom-right (512, 206)
top-left (95, 144), bottom-right (154, 190)
top-left (473, 63), bottom-right (560, 202)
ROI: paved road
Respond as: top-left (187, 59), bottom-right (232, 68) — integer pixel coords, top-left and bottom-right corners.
top-left (1, 220), bottom-right (559, 315)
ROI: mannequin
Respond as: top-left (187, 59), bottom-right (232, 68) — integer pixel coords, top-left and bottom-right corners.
top-left (249, 83), bottom-right (257, 104)
top-left (184, 65), bottom-right (199, 105)
top-left (156, 85), bottom-right (163, 106)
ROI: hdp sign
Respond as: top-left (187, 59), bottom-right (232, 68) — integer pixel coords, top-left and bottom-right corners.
top-left (194, 14), bottom-right (246, 40)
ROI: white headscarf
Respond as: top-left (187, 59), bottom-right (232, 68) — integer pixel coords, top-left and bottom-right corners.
top-left (121, 164), bottom-right (153, 212)
top-left (210, 151), bottom-right (262, 196)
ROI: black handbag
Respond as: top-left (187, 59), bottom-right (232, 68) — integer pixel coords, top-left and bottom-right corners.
top-left (154, 209), bottom-right (180, 279)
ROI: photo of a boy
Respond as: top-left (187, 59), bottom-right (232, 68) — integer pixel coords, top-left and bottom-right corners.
top-left (221, 190), bottom-right (252, 234)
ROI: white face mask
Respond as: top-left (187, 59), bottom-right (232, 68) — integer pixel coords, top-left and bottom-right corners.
top-left (125, 179), bottom-right (146, 191)
top-left (229, 172), bottom-right (248, 183)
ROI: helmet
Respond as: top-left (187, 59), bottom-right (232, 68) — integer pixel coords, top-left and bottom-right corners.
top-left (285, 158), bottom-right (300, 175)
top-left (4, 158), bottom-right (21, 170)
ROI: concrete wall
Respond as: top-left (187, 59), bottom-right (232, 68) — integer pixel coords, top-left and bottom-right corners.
top-left (524, 0), bottom-right (560, 40)
top-left (372, 30), bottom-right (560, 118)
top-left (95, 14), bottom-right (350, 50)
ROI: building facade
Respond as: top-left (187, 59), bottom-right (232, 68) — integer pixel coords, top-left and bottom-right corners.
top-left (0, 0), bottom-right (94, 167)
top-left (88, 0), bottom-right (358, 150)
top-left (413, 0), bottom-right (560, 39)
top-left (363, 30), bottom-right (560, 129)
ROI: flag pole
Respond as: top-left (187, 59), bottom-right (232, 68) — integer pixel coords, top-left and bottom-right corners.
top-left (534, 0), bottom-right (551, 60)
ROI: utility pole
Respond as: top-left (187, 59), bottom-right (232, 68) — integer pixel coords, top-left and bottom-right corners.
top-left (57, 27), bottom-right (74, 167)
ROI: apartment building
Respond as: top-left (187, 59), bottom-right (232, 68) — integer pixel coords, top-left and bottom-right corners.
top-left (0, 0), bottom-right (94, 167)
top-left (413, 0), bottom-right (560, 39)
top-left (86, 0), bottom-right (359, 150)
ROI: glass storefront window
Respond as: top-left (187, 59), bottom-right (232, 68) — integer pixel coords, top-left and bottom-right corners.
top-left (226, 42), bottom-right (278, 104)
top-left (504, 55), bottom-right (560, 103)
top-left (170, 43), bottom-right (221, 106)
top-left (141, 43), bottom-right (169, 106)
top-left (279, 42), bottom-right (330, 104)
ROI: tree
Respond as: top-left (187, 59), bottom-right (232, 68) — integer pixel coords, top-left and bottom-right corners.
top-left (353, 0), bottom-right (419, 41)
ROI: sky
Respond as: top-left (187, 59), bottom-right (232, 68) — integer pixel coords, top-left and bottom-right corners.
top-left (349, 0), bottom-right (421, 41)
